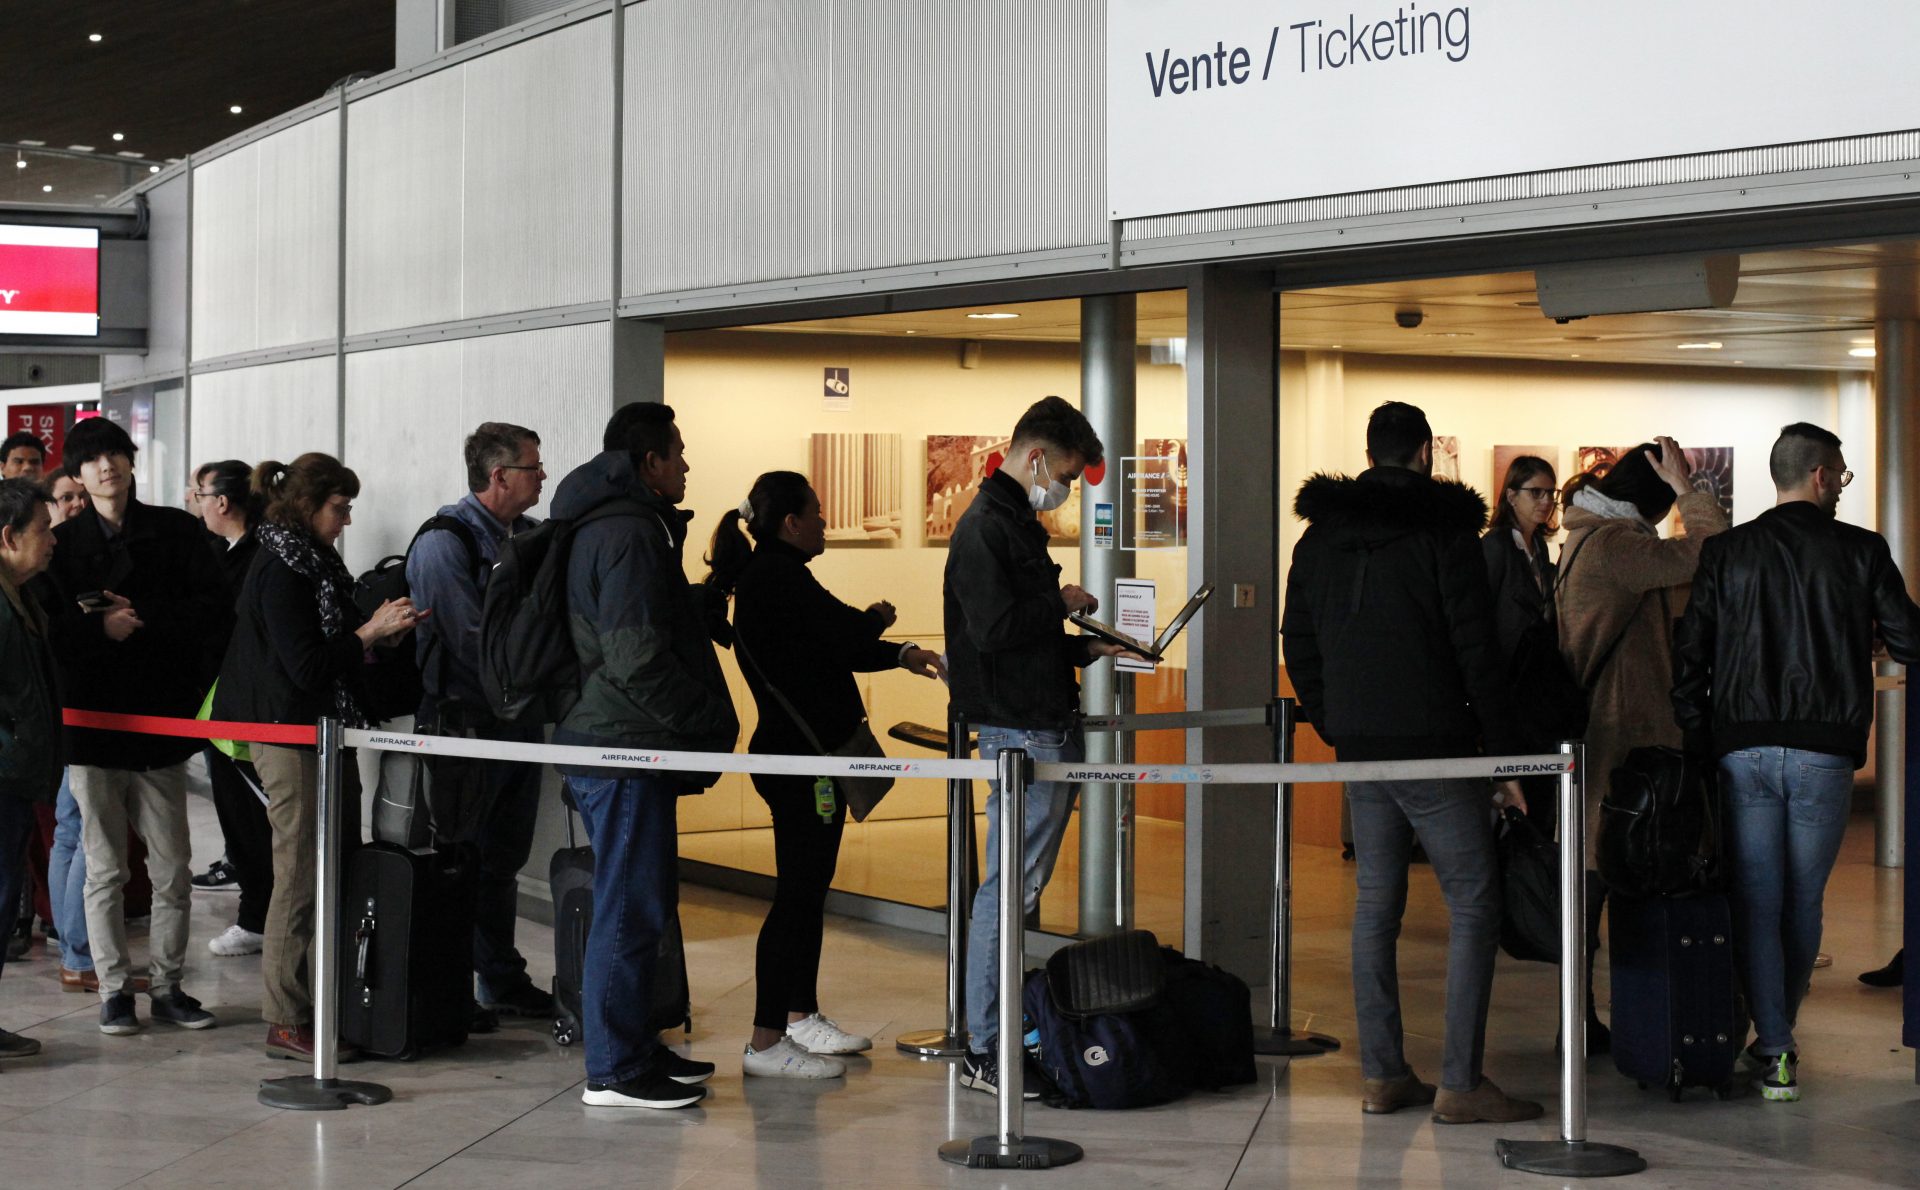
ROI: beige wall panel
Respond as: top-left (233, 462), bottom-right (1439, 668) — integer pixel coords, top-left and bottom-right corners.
top-left (622, 0), bottom-right (830, 296)
top-left (463, 16), bottom-right (613, 318)
top-left (342, 339), bottom-right (465, 574)
top-left (346, 66), bottom-right (465, 336)
top-left (107, 174), bottom-right (189, 385)
top-left (189, 148), bottom-right (259, 361)
top-left (458, 321), bottom-right (607, 503)
top-left (188, 357), bottom-right (339, 471)
top-left (828, 0), bottom-right (1105, 273)
top-left (254, 110), bottom-right (341, 352)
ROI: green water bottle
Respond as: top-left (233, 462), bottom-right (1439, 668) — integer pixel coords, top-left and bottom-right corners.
top-left (813, 776), bottom-right (836, 823)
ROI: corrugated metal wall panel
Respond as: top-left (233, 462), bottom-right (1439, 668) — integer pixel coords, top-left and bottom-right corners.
top-left (462, 16), bottom-right (612, 318)
top-left (346, 66), bottom-right (465, 336)
top-left (827, 0), bottom-right (1105, 274)
top-left (124, 174), bottom-right (189, 382)
top-left (460, 321), bottom-right (606, 510)
top-left (254, 110), bottom-right (340, 352)
top-left (188, 356), bottom-right (339, 467)
top-left (622, 0), bottom-right (831, 296)
top-left (189, 147), bottom-right (259, 361)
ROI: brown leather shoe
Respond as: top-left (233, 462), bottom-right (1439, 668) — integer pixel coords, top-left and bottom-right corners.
top-left (1432, 1077), bottom-right (1545, 1125)
top-left (59, 968), bottom-right (149, 994)
top-left (264, 1023), bottom-right (363, 1064)
top-left (1362, 1069), bottom-right (1437, 1115)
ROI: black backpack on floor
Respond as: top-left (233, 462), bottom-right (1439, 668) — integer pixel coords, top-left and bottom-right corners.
top-left (1599, 746), bottom-right (1724, 899)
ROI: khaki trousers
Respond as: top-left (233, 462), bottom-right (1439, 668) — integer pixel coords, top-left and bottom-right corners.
top-left (69, 763), bottom-right (192, 999)
top-left (254, 744), bottom-right (360, 1028)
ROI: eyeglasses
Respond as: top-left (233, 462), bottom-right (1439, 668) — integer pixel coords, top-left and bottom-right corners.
top-left (1513, 486), bottom-right (1559, 503)
top-left (190, 489), bottom-right (217, 501)
top-left (498, 464), bottom-right (543, 473)
top-left (1815, 465), bottom-right (1854, 488)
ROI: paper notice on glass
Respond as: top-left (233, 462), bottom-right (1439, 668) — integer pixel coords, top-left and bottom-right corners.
top-left (1113, 578), bottom-right (1157, 674)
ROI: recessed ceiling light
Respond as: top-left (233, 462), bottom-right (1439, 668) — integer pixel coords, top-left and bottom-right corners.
top-left (41, 184), bottom-right (52, 193)
top-left (88, 32), bottom-right (102, 43)
top-left (1676, 341), bottom-right (1722, 350)
top-left (68, 144), bottom-right (94, 152)
top-left (965, 312), bottom-right (1018, 320)
top-left (229, 104), bottom-right (244, 115)
top-left (1570, 353), bottom-right (1582, 358)
top-left (111, 133), bottom-right (124, 142)
top-left (1423, 331), bottom-right (1474, 338)
top-left (148, 165), bottom-right (160, 174)
top-left (18, 139), bottom-right (43, 147)
top-left (13, 161), bottom-right (24, 170)
top-left (115, 151), bottom-right (141, 158)
top-left (1850, 336), bottom-right (1874, 346)
top-left (1850, 347), bottom-right (1877, 358)
top-left (903, 330), bottom-right (919, 335)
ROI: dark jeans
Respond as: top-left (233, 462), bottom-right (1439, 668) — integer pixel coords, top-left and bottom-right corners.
top-left (566, 772), bottom-right (679, 1084)
top-left (750, 772), bottom-right (846, 1032)
top-left (426, 720), bottom-right (545, 1003)
top-left (1348, 776), bottom-right (1501, 1093)
top-left (206, 748), bottom-right (274, 936)
top-left (0, 797), bottom-right (34, 982)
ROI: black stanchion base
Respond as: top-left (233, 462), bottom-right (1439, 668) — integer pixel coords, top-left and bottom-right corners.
top-left (1495, 1139), bottom-right (1647, 1178)
top-left (939, 1136), bottom-right (1084, 1170)
top-left (1252, 1026), bottom-right (1341, 1057)
top-left (258, 1075), bottom-right (394, 1111)
top-left (896, 1028), bottom-right (970, 1059)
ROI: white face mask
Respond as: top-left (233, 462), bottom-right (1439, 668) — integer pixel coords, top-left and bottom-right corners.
top-left (1027, 452), bottom-right (1071, 513)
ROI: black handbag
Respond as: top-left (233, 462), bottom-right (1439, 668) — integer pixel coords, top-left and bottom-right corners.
top-left (1599, 745), bottom-right (1725, 899)
top-left (1496, 808), bottom-right (1560, 964)
top-left (734, 635), bottom-right (894, 822)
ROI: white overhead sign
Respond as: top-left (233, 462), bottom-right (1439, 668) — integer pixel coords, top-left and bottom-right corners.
top-left (1107, 1), bottom-right (1920, 221)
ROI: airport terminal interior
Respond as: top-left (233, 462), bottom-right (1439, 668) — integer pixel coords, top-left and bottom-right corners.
top-left (4, 3), bottom-right (1920, 1188)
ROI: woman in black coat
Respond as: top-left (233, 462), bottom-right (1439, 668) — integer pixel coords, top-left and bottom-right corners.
top-left (1480, 454), bottom-right (1559, 669)
top-left (705, 470), bottom-right (943, 1080)
top-left (213, 453), bottom-right (417, 1060)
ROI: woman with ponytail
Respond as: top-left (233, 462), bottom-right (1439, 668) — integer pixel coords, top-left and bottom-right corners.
top-left (705, 470), bottom-right (944, 1079)
top-left (213, 453), bottom-right (421, 1060)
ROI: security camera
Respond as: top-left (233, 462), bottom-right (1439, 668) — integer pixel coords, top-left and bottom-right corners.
top-left (1394, 309), bottom-right (1424, 330)
top-left (25, 364), bottom-right (45, 383)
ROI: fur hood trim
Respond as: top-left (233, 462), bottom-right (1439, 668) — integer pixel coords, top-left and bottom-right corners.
top-left (1292, 470), bottom-right (1488, 535)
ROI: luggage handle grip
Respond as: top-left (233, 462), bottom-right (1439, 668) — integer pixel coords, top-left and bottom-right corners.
top-left (355, 899), bottom-right (376, 986)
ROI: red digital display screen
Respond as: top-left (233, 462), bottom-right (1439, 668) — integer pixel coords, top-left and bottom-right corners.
top-left (0, 224), bottom-right (100, 337)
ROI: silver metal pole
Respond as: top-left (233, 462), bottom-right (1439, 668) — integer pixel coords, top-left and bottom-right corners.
top-left (1114, 676), bottom-right (1136, 932)
top-left (1496, 740), bottom-right (1644, 1177)
top-left (898, 716), bottom-right (973, 1059)
top-left (258, 718), bottom-right (392, 1111)
top-left (940, 749), bottom-right (1081, 1170)
top-left (1253, 697), bottom-right (1338, 1056)
top-left (1875, 317), bottom-right (1919, 868)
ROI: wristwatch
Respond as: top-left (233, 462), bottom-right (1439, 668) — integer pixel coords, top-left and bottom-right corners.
top-left (897, 642), bottom-right (919, 666)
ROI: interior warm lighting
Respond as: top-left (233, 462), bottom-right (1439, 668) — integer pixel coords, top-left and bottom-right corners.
top-left (1676, 341), bottom-right (1723, 350)
top-left (1424, 331), bottom-right (1474, 338)
top-left (965, 312), bottom-right (1019, 320)
top-left (1850, 336), bottom-right (1875, 346)
top-left (1850, 347), bottom-right (1877, 358)
top-left (229, 104), bottom-right (244, 114)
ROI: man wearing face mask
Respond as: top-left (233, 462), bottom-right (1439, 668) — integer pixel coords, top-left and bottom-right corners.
top-left (1673, 423), bottom-right (1920, 1103)
top-left (943, 395), bottom-right (1133, 1097)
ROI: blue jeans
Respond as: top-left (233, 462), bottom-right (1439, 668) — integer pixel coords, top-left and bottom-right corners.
top-left (0, 796), bottom-right (35, 983)
top-left (1722, 747), bottom-right (1854, 1058)
top-left (1348, 777), bottom-right (1500, 1093)
top-left (48, 772), bottom-right (89, 971)
top-left (566, 773), bottom-right (680, 1084)
top-left (966, 725), bottom-right (1083, 1052)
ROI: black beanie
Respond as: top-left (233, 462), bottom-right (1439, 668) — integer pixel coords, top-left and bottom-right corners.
top-left (1596, 442), bottom-right (1677, 521)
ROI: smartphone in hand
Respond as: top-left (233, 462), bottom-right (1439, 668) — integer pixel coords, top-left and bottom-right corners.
top-left (75, 591), bottom-right (115, 613)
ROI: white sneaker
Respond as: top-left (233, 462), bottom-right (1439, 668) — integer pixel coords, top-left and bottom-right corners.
top-left (785, 1012), bottom-right (872, 1055)
top-left (743, 1037), bottom-right (846, 1079)
top-left (207, 924), bottom-right (264, 957)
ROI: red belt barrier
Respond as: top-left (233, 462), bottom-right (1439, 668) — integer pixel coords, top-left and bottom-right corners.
top-left (61, 708), bottom-right (318, 748)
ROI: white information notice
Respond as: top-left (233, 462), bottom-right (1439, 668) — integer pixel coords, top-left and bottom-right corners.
top-left (1107, 0), bottom-right (1920, 220)
top-left (1114, 578), bottom-right (1158, 675)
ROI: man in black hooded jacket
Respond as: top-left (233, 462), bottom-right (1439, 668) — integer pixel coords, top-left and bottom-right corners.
top-left (1282, 401), bottom-right (1536, 1126)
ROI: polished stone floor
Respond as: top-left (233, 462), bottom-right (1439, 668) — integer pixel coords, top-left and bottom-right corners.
top-left (0, 795), bottom-right (1913, 1189)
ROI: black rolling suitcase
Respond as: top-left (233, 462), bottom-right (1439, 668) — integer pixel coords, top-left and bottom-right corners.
top-left (549, 813), bottom-right (691, 1048)
top-left (1609, 892), bottom-right (1747, 1100)
top-left (338, 841), bottom-right (478, 1059)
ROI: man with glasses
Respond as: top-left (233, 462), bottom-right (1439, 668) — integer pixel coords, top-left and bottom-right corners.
top-left (405, 422), bottom-right (556, 1023)
top-left (1674, 422), bottom-right (1920, 1104)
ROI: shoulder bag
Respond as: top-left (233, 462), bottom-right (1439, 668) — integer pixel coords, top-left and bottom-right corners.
top-left (734, 633), bottom-right (894, 822)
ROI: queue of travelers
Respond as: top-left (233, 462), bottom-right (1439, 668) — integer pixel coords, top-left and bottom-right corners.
top-left (0, 398), bottom-right (1914, 1123)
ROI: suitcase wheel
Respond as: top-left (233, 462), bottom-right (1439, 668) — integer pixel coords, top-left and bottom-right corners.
top-left (553, 1017), bottom-right (576, 1047)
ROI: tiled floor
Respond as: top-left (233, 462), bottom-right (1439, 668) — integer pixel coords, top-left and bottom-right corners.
top-left (0, 795), bottom-right (1913, 1189)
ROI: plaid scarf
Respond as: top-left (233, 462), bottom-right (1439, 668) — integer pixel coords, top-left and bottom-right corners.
top-left (255, 521), bottom-right (368, 729)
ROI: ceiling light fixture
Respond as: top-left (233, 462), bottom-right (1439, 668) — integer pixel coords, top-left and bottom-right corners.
top-left (1850, 347), bottom-right (1877, 358)
top-left (1676, 341), bottom-right (1723, 350)
top-left (965, 312), bottom-right (1018, 320)
top-left (1850, 336), bottom-right (1874, 346)
top-left (148, 165), bottom-right (160, 174)
top-left (1423, 331), bottom-right (1474, 338)
top-left (13, 161), bottom-right (24, 170)
top-left (111, 132), bottom-right (124, 142)
top-left (88, 32), bottom-right (102, 42)
top-left (41, 184), bottom-right (52, 193)
top-left (229, 104), bottom-right (244, 114)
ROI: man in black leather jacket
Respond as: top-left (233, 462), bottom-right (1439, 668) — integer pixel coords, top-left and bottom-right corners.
top-left (1673, 422), bottom-right (1920, 1103)
top-left (943, 396), bottom-right (1130, 1097)
top-left (1282, 401), bottom-right (1537, 1126)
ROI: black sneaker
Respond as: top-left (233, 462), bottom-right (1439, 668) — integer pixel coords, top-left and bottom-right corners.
top-left (0, 1027), bottom-right (42, 1058)
top-left (581, 1071), bottom-right (708, 1109)
top-left (150, 987), bottom-right (217, 1030)
top-left (191, 858), bottom-right (239, 892)
top-left (655, 1049), bottom-right (716, 1085)
top-left (469, 1001), bottom-right (500, 1035)
top-left (959, 1050), bottom-right (1040, 1100)
top-left (99, 991), bottom-right (141, 1035)
top-left (482, 982), bottom-right (556, 1019)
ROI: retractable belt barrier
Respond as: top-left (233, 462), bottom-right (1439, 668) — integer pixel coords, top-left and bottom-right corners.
top-left (1078, 706), bottom-right (1271, 733)
top-left (61, 707), bottom-right (317, 747)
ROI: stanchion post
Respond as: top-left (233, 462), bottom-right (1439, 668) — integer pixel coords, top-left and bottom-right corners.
top-left (1496, 740), bottom-right (1646, 1178)
top-left (940, 749), bottom-right (1082, 1170)
top-left (898, 714), bottom-right (974, 1059)
top-left (1253, 696), bottom-right (1339, 1057)
top-left (259, 717), bottom-right (392, 1111)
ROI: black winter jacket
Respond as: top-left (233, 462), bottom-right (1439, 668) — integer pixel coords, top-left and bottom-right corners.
top-left (1282, 468), bottom-right (1516, 762)
top-left (213, 544), bottom-right (372, 734)
top-left (1672, 501), bottom-right (1920, 767)
top-left (44, 500), bottom-right (231, 770)
top-left (1480, 527), bottom-right (1554, 669)
top-left (734, 539), bottom-right (902, 756)
top-left (550, 451), bottom-right (739, 781)
top-left (944, 470), bottom-right (1097, 730)
top-left (0, 575), bottom-right (61, 804)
